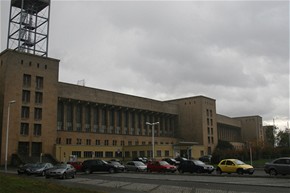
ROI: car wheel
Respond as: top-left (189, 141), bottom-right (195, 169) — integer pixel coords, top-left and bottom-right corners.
top-left (63, 173), bottom-right (67, 179)
top-left (216, 168), bottom-right (222, 175)
top-left (237, 169), bottom-right (244, 175)
top-left (269, 169), bottom-right (277, 176)
top-left (197, 168), bottom-right (203, 174)
top-left (85, 169), bottom-right (91, 174)
top-left (109, 168), bottom-right (115, 173)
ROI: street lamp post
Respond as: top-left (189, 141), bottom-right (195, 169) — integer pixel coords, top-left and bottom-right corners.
top-left (5, 100), bottom-right (16, 173)
top-left (146, 122), bottom-right (159, 160)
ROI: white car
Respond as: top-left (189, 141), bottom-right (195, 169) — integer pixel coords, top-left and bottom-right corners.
top-left (125, 161), bottom-right (147, 172)
top-left (45, 164), bottom-right (76, 179)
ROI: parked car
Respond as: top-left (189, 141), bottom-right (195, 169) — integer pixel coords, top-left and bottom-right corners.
top-left (132, 157), bottom-right (148, 164)
top-left (264, 157), bottom-right (290, 176)
top-left (17, 163), bottom-right (36, 175)
top-left (174, 157), bottom-right (187, 164)
top-left (82, 159), bottom-right (119, 174)
top-left (124, 161), bottom-right (147, 172)
top-left (108, 161), bottom-right (125, 172)
top-left (178, 160), bottom-right (215, 174)
top-left (216, 159), bottom-right (254, 175)
top-left (29, 162), bottom-right (54, 176)
top-left (199, 155), bottom-right (212, 163)
top-left (67, 161), bottom-right (83, 171)
top-left (45, 164), bottom-right (76, 179)
top-left (147, 160), bottom-right (177, 173)
top-left (162, 158), bottom-right (178, 166)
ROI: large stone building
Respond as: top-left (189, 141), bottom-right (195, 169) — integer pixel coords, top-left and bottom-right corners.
top-left (0, 49), bottom-right (264, 165)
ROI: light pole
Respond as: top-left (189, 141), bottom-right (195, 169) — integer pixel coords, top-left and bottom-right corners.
top-left (146, 122), bottom-right (159, 160)
top-left (5, 100), bottom-right (16, 173)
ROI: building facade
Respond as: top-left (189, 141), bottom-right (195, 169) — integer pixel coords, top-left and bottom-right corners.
top-left (0, 49), bottom-right (264, 165)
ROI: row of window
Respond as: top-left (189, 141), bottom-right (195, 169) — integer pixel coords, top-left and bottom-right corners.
top-left (23, 74), bottom-right (44, 89)
top-left (20, 123), bottom-right (42, 136)
top-left (71, 150), bottom-right (171, 158)
top-left (57, 101), bottom-right (176, 131)
top-left (22, 90), bottom-right (43, 104)
top-left (56, 138), bottom-right (174, 146)
top-left (21, 106), bottom-right (42, 120)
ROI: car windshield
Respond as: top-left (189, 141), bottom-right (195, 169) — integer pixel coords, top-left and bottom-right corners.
top-left (35, 163), bottom-right (46, 167)
top-left (102, 160), bottom-right (108, 164)
top-left (110, 161), bottom-right (121, 165)
top-left (135, 162), bottom-right (145, 166)
top-left (54, 164), bottom-right (67, 169)
top-left (159, 161), bottom-right (169, 165)
top-left (193, 160), bottom-right (205, 165)
top-left (235, 160), bottom-right (246, 165)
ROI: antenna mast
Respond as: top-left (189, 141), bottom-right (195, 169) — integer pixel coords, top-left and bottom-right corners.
top-left (7, 0), bottom-right (51, 57)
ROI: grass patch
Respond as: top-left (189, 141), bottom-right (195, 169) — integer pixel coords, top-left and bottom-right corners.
top-left (0, 173), bottom-right (104, 193)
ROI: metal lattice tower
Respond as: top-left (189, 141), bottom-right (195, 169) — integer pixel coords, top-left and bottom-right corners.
top-left (7, 0), bottom-right (51, 57)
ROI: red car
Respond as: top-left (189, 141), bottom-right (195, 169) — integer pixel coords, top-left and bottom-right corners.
top-left (147, 160), bottom-right (177, 173)
top-left (67, 161), bottom-right (83, 171)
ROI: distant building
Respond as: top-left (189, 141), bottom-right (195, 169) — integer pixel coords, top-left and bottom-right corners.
top-left (0, 49), bottom-right (264, 165)
top-left (0, 0), bottom-right (264, 165)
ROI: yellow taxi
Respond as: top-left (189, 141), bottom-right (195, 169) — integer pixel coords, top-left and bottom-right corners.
top-left (216, 159), bottom-right (254, 175)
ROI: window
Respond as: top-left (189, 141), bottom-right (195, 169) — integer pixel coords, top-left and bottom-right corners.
top-left (105, 151), bottom-right (113, 157)
top-left (157, 150), bottom-right (162, 157)
top-left (23, 74), bottom-right (31, 87)
top-left (21, 106), bottom-right (29, 119)
top-left (34, 108), bottom-right (42, 120)
top-left (86, 139), bottom-right (91, 145)
top-left (96, 140), bottom-right (100, 145)
top-left (139, 151), bottom-right (145, 157)
top-left (20, 123), bottom-right (29, 135)
top-left (165, 150), bottom-right (170, 157)
top-left (76, 138), bottom-right (82, 145)
top-left (84, 151), bottom-right (92, 158)
top-left (35, 92), bottom-right (43, 104)
top-left (125, 151), bottom-right (130, 158)
top-left (33, 124), bottom-right (41, 136)
top-left (132, 151), bottom-right (137, 158)
top-left (66, 138), bottom-right (72, 145)
top-left (72, 151), bottom-right (81, 158)
top-left (121, 140), bottom-right (125, 146)
top-left (128, 141), bottom-right (132, 146)
top-left (113, 140), bottom-right (117, 146)
top-left (36, 76), bottom-right (43, 89)
top-left (104, 140), bottom-right (109, 146)
top-left (95, 151), bottom-right (103, 158)
top-left (22, 90), bottom-right (30, 103)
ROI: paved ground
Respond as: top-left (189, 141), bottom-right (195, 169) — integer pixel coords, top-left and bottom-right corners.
top-left (2, 167), bottom-right (290, 193)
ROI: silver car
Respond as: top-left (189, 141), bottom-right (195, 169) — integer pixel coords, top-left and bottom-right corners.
top-left (29, 162), bottom-right (54, 176)
top-left (264, 157), bottom-right (290, 176)
top-left (45, 164), bottom-right (76, 179)
top-left (125, 161), bottom-right (147, 172)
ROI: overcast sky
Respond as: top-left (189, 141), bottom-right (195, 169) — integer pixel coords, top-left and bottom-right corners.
top-left (1, 0), bottom-right (289, 129)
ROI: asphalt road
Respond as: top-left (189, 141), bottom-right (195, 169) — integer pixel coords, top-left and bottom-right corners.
top-left (50, 170), bottom-right (290, 193)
